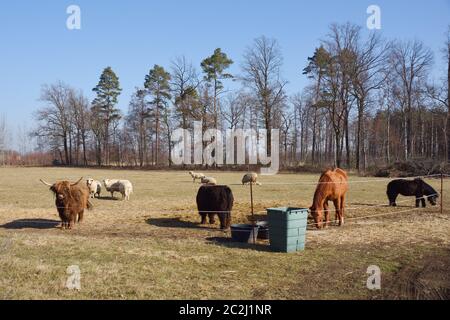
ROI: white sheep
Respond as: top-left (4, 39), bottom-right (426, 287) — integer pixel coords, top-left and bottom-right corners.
top-left (201, 176), bottom-right (217, 185)
top-left (189, 171), bottom-right (206, 183)
top-left (103, 179), bottom-right (133, 201)
top-left (86, 178), bottom-right (102, 198)
top-left (242, 172), bottom-right (261, 186)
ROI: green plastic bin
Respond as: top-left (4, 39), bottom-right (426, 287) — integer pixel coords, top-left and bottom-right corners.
top-left (267, 207), bottom-right (308, 252)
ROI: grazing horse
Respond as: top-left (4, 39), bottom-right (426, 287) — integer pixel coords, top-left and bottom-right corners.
top-left (309, 168), bottom-right (348, 229)
top-left (387, 178), bottom-right (438, 208)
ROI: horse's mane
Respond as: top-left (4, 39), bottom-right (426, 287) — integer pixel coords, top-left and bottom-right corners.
top-left (312, 171), bottom-right (333, 208)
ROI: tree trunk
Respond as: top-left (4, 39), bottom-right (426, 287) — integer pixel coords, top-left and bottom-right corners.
top-left (82, 132), bottom-right (87, 166)
top-left (104, 119), bottom-right (110, 166)
top-left (345, 110), bottom-right (350, 169)
top-left (407, 96), bottom-right (412, 159)
top-left (404, 112), bottom-right (408, 160)
top-left (335, 131), bottom-right (341, 168)
top-left (63, 132), bottom-right (69, 165)
top-left (356, 109), bottom-right (362, 172)
top-left (311, 110), bottom-right (317, 163)
top-left (386, 109), bottom-right (391, 164)
top-left (155, 110), bottom-right (159, 166)
top-left (447, 47), bottom-right (450, 161)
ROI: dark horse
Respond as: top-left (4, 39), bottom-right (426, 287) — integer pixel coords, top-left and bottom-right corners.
top-left (387, 178), bottom-right (438, 208)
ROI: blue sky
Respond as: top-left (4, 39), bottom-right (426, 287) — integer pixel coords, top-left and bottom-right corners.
top-left (0, 0), bottom-right (449, 146)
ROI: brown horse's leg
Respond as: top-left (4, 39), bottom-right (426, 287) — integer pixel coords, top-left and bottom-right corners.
top-left (333, 198), bottom-right (341, 227)
top-left (340, 195), bottom-right (345, 226)
top-left (323, 202), bottom-right (330, 228)
top-left (78, 210), bottom-right (84, 223)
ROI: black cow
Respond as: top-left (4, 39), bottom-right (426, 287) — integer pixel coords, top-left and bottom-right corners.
top-left (196, 185), bottom-right (234, 229)
top-left (387, 178), bottom-right (439, 208)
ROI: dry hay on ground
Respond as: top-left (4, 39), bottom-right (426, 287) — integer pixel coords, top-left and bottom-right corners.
top-left (0, 167), bottom-right (449, 299)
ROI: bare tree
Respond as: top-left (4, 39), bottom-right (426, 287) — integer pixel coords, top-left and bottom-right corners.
top-left (242, 36), bottom-right (287, 154)
top-left (280, 110), bottom-right (294, 165)
top-left (446, 26), bottom-right (450, 161)
top-left (350, 32), bottom-right (390, 172)
top-left (315, 23), bottom-right (359, 167)
top-left (34, 82), bottom-right (73, 165)
top-left (69, 89), bottom-right (90, 166)
top-left (171, 56), bottom-right (200, 128)
top-left (389, 40), bottom-right (434, 159)
top-left (222, 92), bottom-right (248, 129)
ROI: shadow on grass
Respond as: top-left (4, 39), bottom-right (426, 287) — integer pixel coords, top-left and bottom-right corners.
top-left (0, 219), bottom-right (60, 230)
top-left (350, 203), bottom-right (411, 208)
top-left (95, 196), bottom-right (120, 201)
top-left (206, 236), bottom-right (272, 252)
top-left (146, 217), bottom-right (215, 230)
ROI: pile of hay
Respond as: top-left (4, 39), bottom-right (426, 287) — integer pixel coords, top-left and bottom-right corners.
top-left (374, 161), bottom-right (450, 178)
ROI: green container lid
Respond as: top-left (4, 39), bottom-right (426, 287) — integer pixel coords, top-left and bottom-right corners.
top-left (267, 207), bottom-right (309, 220)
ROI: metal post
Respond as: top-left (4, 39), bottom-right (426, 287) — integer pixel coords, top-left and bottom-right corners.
top-left (250, 182), bottom-right (256, 244)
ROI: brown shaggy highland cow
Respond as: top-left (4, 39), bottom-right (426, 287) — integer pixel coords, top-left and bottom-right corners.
top-left (310, 168), bottom-right (348, 229)
top-left (40, 177), bottom-right (92, 229)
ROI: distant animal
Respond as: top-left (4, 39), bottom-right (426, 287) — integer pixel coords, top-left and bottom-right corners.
top-left (103, 179), bottom-right (133, 200)
top-left (201, 176), bottom-right (217, 185)
top-left (196, 185), bottom-right (234, 229)
top-left (86, 178), bottom-right (102, 198)
top-left (309, 168), bottom-right (348, 229)
top-left (189, 171), bottom-right (205, 183)
top-left (387, 178), bottom-right (438, 208)
top-left (40, 177), bottom-right (92, 229)
top-left (242, 172), bottom-right (261, 186)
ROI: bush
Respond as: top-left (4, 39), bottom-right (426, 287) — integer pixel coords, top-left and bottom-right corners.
top-left (372, 160), bottom-right (449, 177)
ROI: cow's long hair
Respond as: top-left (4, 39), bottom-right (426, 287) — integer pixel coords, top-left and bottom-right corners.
top-left (43, 179), bottom-right (92, 229)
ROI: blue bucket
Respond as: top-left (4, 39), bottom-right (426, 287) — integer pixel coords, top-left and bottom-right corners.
top-left (230, 224), bottom-right (259, 243)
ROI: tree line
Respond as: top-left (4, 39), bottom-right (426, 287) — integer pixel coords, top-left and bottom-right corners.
top-left (2, 22), bottom-right (448, 172)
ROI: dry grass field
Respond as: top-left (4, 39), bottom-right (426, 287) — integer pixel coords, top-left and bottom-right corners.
top-left (0, 167), bottom-right (449, 300)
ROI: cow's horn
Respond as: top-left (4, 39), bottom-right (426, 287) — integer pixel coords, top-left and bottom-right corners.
top-left (71, 177), bottom-right (84, 186)
top-left (39, 179), bottom-right (52, 186)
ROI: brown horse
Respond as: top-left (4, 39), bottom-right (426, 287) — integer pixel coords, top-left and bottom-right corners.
top-left (309, 168), bottom-right (348, 229)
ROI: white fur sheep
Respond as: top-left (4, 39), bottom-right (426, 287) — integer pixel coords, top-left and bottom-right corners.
top-left (103, 179), bottom-right (133, 201)
top-left (189, 171), bottom-right (206, 183)
top-left (201, 177), bottom-right (217, 185)
top-left (86, 178), bottom-right (102, 198)
top-left (242, 172), bottom-right (261, 186)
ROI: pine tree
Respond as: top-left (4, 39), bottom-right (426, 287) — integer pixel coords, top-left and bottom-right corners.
top-left (201, 48), bottom-right (233, 128)
top-left (92, 67), bottom-right (122, 165)
top-left (144, 65), bottom-right (171, 165)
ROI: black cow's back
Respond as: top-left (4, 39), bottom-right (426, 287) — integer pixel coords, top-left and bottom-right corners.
top-left (196, 185), bottom-right (234, 212)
